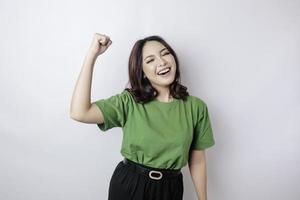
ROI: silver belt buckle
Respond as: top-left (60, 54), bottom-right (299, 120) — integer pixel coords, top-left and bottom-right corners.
top-left (149, 170), bottom-right (163, 180)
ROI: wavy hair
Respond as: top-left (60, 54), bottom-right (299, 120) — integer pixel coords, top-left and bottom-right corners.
top-left (125, 35), bottom-right (189, 104)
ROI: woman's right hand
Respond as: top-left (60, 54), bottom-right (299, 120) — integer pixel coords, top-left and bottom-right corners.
top-left (88, 33), bottom-right (112, 57)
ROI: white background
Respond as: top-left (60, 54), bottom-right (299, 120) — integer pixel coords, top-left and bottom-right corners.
top-left (1, 0), bottom-right (299, 199)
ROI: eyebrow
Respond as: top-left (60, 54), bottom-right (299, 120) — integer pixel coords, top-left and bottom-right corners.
top-left (144, 47), bottom-right (168, 61)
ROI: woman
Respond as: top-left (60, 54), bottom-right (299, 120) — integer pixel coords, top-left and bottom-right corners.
top-left (70, 33), bottom-right (215, 200)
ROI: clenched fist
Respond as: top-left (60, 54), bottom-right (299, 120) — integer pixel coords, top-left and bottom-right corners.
top-left (88, 33), bottom-right (112, 57)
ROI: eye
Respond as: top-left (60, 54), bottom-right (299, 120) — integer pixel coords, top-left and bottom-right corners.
top-left (146, 59), bottom-right (153, 64)
top-left (145, 52), bottom-right (170, 63)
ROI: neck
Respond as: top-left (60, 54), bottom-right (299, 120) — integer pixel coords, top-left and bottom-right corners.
top-left (154, 86), bottom-right (173, 102)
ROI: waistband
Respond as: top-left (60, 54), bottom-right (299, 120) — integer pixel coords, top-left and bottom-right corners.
top-left (122, 158), bottom-right (182, 180)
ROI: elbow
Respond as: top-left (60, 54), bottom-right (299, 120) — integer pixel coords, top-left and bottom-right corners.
top-left (69, 111), bottom-right (83, 122)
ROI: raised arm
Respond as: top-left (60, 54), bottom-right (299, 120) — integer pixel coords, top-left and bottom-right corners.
top-left (69, 33), bottom-right (112, 124)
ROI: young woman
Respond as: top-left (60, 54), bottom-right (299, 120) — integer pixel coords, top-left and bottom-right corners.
top-left (70, 33), bottom-right (215, 200)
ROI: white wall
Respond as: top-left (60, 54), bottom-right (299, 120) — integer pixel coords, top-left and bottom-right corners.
top-left (1, 0), bottom-right (299, 199)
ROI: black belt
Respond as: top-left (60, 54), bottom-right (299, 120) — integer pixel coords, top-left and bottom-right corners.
top-left (122, 158), bottom-right (181, 180)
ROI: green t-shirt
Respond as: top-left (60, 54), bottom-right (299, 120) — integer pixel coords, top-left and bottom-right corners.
top-left (93, 89), bottom-right (215, 170)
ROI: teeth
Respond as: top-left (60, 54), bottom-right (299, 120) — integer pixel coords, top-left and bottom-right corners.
top-left (158, 67), bottom-right (170, 75)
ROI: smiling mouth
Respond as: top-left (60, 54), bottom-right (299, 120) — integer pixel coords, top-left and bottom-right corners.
top-left (157, 67), bottom-right (171, 75)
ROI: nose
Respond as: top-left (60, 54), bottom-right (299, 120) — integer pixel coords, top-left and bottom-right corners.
top-left (158, 56), bottom-right (167, 66)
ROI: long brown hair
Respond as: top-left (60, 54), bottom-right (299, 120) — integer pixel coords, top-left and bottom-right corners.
top-left (125, 35), bottom-right (189, 104)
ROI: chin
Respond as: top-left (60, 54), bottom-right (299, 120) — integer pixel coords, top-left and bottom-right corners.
top-left (159, 79), bottom-right (175, 86)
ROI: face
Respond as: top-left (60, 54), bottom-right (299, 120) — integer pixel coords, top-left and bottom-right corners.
top-left (142, 41), bottom-right (177, 89)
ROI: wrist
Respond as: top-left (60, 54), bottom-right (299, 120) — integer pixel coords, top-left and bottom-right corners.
top-left (86, 50), bottom-right (99, 61)
top-left (87, 48), bottom-right (100, 58)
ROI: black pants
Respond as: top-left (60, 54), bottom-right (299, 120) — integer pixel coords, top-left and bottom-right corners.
top-left (108, 159), bottom-right (184, 200)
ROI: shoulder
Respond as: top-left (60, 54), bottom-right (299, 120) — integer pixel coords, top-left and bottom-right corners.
top-left (186, 94), bottom-right (208, 110)
top-left (115, 89), bottom-right (135, 104)
top-left (187, 94), bottom-right (211, 122)
top-left (119, 89), bottom-right (130, 98)
top-left (97, 89), bottom-right (133, 105)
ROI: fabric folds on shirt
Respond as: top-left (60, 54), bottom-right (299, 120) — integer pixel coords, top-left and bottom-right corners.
top-left (93, 89), bottom-right (215, 170)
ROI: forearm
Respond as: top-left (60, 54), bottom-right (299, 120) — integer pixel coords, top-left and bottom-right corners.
top-left (189, 161), bottom-right (207, 200)
top-left (70, 50), bottom-right (97, 119)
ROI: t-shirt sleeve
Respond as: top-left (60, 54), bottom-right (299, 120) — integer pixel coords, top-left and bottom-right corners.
top-left (190, 99), bottom-right (216, 150)
top-left (92, 90), bottom-right (130, 132)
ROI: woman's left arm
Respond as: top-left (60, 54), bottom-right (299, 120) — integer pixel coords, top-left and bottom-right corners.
top-left (188, 150), bottom-right (207, 200)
